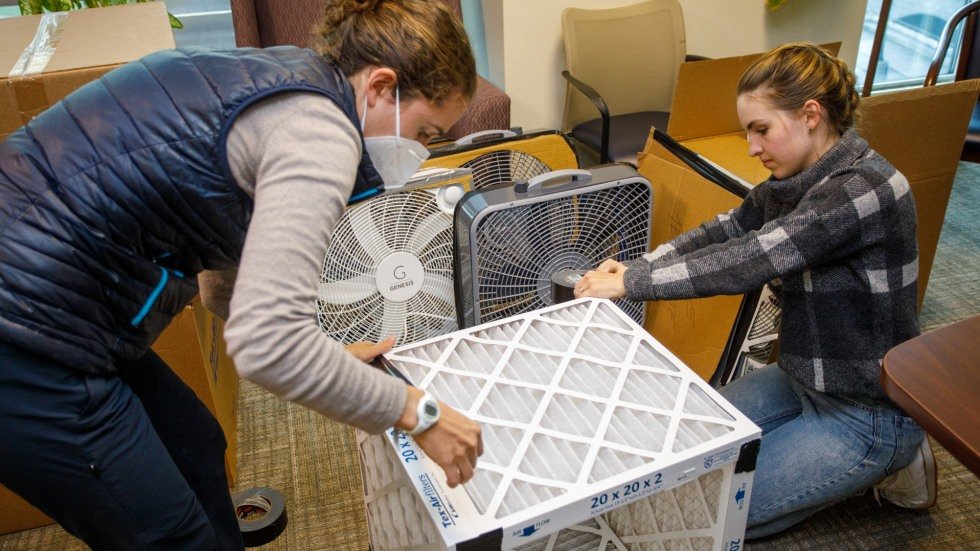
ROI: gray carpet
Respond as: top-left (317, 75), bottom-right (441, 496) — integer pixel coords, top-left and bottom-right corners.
top-left (2, 164), bottom-right (978, 550)
top-left (918, 161), bottom-right (980, 333)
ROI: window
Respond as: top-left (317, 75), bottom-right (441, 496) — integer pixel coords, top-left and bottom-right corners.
top-left (165, 0), bottom-right (235, 49)
top-left (855, 0), bottom-right (972, 93)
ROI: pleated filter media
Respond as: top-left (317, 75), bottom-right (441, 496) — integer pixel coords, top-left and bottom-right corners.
top-left (356, 298), bottom-right (761, 550)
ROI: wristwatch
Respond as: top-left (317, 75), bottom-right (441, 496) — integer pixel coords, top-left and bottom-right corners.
top-left (408, 392), bottom-right (441, 436)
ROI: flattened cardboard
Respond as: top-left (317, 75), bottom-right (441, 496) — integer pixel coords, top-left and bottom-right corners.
top-left (857, 79), bottom-right (980, 309)
top-left (637, 138), bottom-right (745, 381)
top-left (190, 302), bottom-right (240, 488)
top-left (0, 486), bottom-right (51, 537)
top-left (0, 2), bottom-right (175, 141)
top-left (668, 43), bottom-right (841, 142)
top-left (638, 47), bottom-right (976, 382)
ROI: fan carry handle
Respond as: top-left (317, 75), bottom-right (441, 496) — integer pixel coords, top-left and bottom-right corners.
top-left (516, 168), bottom-right (593, 195)
top-left (453, 129), bottom-right (518, 147)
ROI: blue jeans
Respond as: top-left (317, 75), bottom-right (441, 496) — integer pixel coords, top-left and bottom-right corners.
top-left (719, 364), bottom-right (924, 539)
top-left (0, 343), bottom-right (243, 550)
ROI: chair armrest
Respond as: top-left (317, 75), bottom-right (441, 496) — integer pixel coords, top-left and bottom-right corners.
top-left (562, 70), bottom-right (611, 163)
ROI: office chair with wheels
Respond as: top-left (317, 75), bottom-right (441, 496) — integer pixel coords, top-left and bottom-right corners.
top-left (560, 0), bottom-right (690, 166)
top-left (228, 0), bottom-right (510, 141)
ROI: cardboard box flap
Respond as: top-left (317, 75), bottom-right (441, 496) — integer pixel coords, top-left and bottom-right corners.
top-left (858, 79), bottom-right (980, 179)
top-left (0, 18), bottom-right (42, 75)
top-left (667, 53), bottom-right (760, 142)
top-left (0, 3), bottom-right (174, 78)
top-left (668, 43), bottom-right (841, 142)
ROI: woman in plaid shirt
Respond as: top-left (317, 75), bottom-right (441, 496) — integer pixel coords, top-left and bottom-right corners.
top-left (575, 42), bottom-right (934, 538)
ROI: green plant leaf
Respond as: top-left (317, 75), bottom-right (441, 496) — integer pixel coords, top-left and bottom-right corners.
top-left (18, 0), bottom-right (45, 16)
top-left (168, 12), bottom-right (184, 29)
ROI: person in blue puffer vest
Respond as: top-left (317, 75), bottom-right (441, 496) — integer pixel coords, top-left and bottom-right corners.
top-left (0, 1), bottom-right (483, 548)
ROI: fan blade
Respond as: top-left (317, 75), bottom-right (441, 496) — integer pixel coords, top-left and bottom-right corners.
top-left (420, 273), bottom-right (454, 305)
top-left (380, 301), bottom-right (408, 341)
top-left (347, 204), bottom-right (392, 263)
top-left (406, 212), bottom-right (450, 255)
top-left (318, 275), bottom-right (378, 305)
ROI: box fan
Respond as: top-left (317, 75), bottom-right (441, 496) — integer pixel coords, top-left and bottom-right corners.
top-left (316, 129), bottom-right (581, 346)
top-left (651, 129), bottom-right (781, 386)
top-left (424, 128), bottom-right (580, 189)
top-left (454, 164), bottom-right (652, 329)
top-left (315, 169), bottom-right (472, 345)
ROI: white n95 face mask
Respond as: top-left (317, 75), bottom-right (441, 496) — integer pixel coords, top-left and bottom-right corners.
top-left (361, 87), bottom-right (431, 190)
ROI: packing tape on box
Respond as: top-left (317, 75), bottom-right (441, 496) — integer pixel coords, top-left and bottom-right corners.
top-left (232, 487), bottom-right (288, 547)
top-left (9, 12), bottom-right (67, 78)
top-left (8, 12), bottom-right (66, 128)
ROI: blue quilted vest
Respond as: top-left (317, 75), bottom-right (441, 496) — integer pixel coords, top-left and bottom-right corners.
top-left (0, 47), bottom-right (384, 374)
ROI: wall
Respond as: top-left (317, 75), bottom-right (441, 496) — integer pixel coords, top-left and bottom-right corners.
top-left (481, 0), bottom-right (868, 131)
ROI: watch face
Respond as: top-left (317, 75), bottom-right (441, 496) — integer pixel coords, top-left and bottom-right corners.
top-left (424, 402), bottom-right (439, 417)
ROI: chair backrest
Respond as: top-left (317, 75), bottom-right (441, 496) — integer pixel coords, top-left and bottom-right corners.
top-left (231, 0), bottom-right (464, 49)
top-left (561, 0), bottom-right (686, 132)
top-left (925, 0), bottom-right (980, 86)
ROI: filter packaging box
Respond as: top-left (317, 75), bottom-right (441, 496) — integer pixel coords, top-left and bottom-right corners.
top-left (358, 298), bottom-right (761, 550)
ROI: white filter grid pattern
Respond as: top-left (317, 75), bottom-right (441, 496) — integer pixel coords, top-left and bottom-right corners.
top-left (357, 425), bottom-right (738, 551)
top-left (385, 299), bottom-right (745, 524)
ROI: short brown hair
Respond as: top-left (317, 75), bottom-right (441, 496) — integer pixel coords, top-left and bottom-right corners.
top-left (737, 42), bottom-right (860, 135)
top-left (314, 0), bottom-right (477, 105)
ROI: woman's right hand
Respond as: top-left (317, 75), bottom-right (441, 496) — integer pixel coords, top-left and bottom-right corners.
top-left (595, 258), bottom-right (628, 274)
top-left (573, 258), bottom-right (629, 300)
top-left (397, 387), bottom-right (483, 487)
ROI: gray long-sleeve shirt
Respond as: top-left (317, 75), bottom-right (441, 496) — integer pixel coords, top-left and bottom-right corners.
top-left (213, 92), bottom-right (405, 434)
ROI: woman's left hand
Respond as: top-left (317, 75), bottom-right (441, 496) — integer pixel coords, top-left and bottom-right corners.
top-left (346, 336), bottom-right (396, 362)
top-left (574, 269), bottom-right (627, 300)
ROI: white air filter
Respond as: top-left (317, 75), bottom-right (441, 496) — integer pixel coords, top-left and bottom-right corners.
top-left (356, 298), bottom-right (761, 550)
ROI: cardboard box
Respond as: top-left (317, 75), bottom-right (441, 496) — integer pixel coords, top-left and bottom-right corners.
top-left (637, 49), bottom-right (979, 382)
top-left (0, 302), bottom-right (239, 535)
top-left (0, 2), bottom-right (176, 141)
top-left (159, 302), bottom-right (240, 488)
top-left (189, 302), bottom-right (240, 487)
top-left (0, 485), bottom-right (51, 538)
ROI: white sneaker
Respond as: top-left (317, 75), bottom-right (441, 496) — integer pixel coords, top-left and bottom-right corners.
top-left (873, 436), bottom-right (937, 509)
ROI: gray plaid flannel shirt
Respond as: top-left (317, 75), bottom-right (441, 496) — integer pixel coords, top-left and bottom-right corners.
top-left (625, 131), bottom-right (920, 400)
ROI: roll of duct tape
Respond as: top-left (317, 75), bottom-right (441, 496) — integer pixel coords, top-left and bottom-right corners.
top-left (233, 487), bottom-right (288, 547)
top-left (551, 269), bottom-right (588, 304)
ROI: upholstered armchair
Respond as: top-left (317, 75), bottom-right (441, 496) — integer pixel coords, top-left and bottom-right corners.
top-left (229, 0), bottom-right (511, 140)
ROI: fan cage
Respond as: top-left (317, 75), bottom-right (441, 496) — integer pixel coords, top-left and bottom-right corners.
top-left (317, 147), bottom-right (566, 346)
top-left (467, 182), bottom-right (651, 327)
top-left (461, 150), bottom-right (554, 189)
top-left (728, 285), bottom-right (782, 383)
top-left (317, 190), bottom-right (456, 345)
